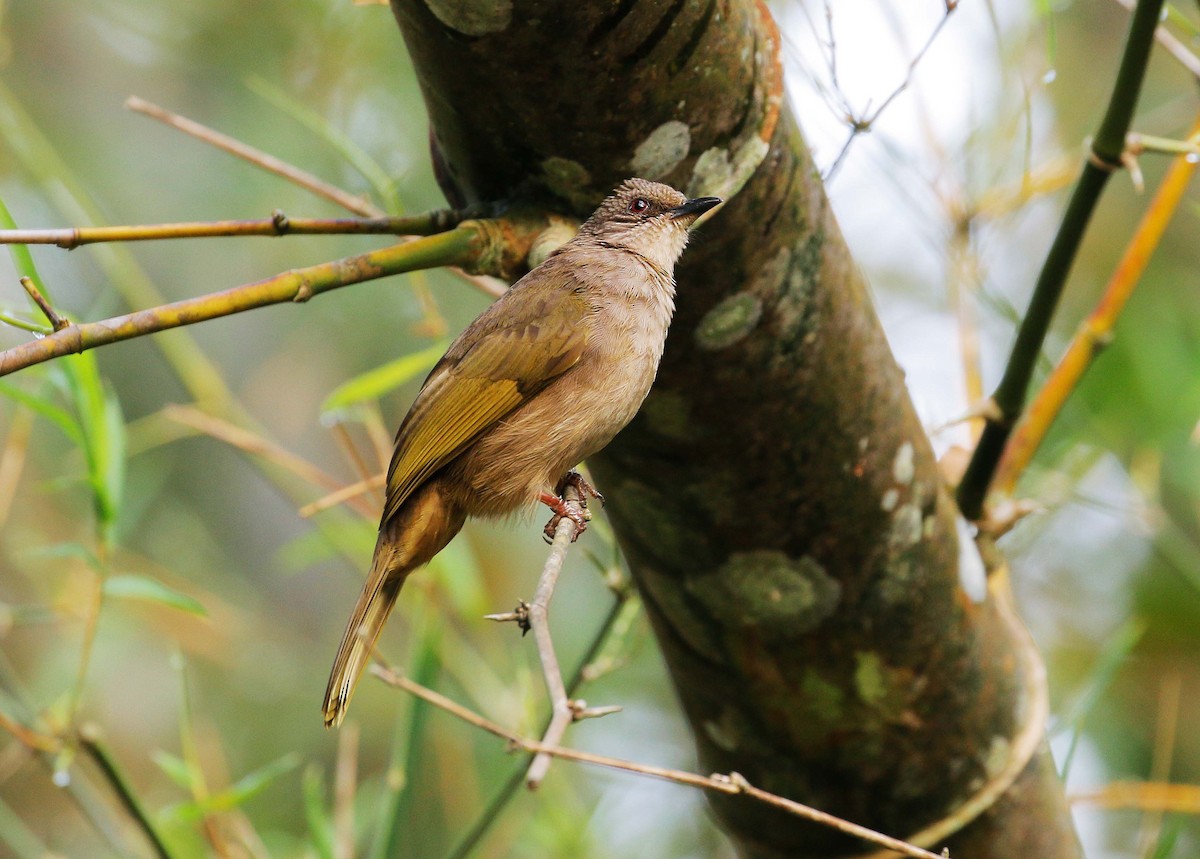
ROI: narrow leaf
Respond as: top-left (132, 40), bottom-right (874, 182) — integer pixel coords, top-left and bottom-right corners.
top-left (302, 765), bottom-right (337, 859)
top-left (151, 749), bottom-right (198, 791)
top-left (321, 340), bottom-right (447, 415)
top-left (105, 575), bottom-right (207, 617)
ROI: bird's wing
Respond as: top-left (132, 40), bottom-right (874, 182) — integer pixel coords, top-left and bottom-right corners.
top-left (380, 291), bottom-right (590, 523)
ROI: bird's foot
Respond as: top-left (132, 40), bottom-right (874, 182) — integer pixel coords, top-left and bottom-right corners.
top-left (539, 491), bottom-right (592, 543)
top-left (554, 470), bottom-right (604, 506)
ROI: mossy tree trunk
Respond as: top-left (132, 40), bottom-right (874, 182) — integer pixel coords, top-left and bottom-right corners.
top-left (389, 1), bottom-right (1083, 856)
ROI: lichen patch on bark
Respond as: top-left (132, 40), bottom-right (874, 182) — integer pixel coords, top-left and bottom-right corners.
top-left (694, 292), bottom-right (762, 351)
top-left (687, 549), bottom-right (841, 638)
top-left (423, 0), bottom-right (511, 36)
top-left (631, 120), bottom-right (693, 179)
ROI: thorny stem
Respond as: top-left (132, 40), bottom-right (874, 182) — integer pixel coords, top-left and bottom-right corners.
top-left (956, 0), bottom-right (1166, 519)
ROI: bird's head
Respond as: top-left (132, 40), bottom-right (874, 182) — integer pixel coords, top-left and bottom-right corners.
top-left (576, 178), bottom-right (721, 272)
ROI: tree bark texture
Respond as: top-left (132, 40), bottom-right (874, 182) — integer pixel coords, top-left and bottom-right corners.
top-left (389, 2), bottom-right (1083, 856)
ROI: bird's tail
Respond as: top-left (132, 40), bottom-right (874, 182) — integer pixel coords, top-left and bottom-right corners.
top-left (322, 483), bottom-right (463, 727)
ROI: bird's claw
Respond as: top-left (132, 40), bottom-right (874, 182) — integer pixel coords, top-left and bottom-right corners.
top-left (540, 495), bottom-right (592, 542)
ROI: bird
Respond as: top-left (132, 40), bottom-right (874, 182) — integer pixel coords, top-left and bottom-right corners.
top-left (322, 178), bottom-right (721, 727)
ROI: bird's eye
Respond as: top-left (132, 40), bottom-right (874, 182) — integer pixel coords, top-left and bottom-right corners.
top-left (628, 197), bottom-right (650, 214)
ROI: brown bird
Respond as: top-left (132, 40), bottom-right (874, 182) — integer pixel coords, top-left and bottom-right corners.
top-left (322, 178), bottom-right (720, 727)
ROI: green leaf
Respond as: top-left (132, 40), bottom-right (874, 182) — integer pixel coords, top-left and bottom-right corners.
top-left (0, 382), bottom-right (84, 446)
top-left (104, 575), bottom-right (207, 617)
top-left (302, 765), bottom-right (337, 859)
top-left (26, 541), bottom-right (103, 570)
top-left (275, 517), bottom-right (375, 572)
top-left (151, 749), bottom-right (198, 791)
top-left (321, 340), bottom-right (447, 416)
top-left (214, 752), bottom-right (302, 810)
top-left (181, 753), bottom-right (300, 820)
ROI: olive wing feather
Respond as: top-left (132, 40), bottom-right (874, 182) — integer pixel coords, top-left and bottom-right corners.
top-left (380, 298), bottom-right (589, 523)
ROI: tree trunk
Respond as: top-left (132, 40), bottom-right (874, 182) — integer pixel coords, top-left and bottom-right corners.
top-left (388, 1), bottom-right (1083, 855)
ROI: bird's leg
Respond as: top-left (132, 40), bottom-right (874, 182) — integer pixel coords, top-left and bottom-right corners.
top-left (539, 471), bottom-right (601, 542)
top-left (539, 492), bottom-right (591, 542)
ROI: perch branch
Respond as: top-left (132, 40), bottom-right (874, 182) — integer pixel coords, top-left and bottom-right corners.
top-left (524, 483), bottom-right (595, 788)
top-left (447, 580), bottom-right (635, 859)
top-left (371, 665), bottom-right (947, 859)
top-left (126, 96), bottom-right (383, 217)
top-left (956, 0), bottom-right (1165, 519)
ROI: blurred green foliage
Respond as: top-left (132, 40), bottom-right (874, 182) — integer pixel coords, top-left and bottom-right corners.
top-left (0, 2), bottom-right (1198, 858)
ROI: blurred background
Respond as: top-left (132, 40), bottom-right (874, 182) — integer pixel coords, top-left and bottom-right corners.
top-left (0, 1), bottom-right (1198, 856)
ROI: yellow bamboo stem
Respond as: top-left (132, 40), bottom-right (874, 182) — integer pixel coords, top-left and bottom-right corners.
top-left (993, 118), bottom-right (1200, 495)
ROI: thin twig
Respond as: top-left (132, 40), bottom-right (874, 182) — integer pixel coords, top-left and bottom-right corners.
top-left (446, 586), bottom-right (633, 859)
top-left (126, 96), bottom-right (384, 217)
top-left (18, 277), bottom-right (69, 331)
top-left (1136, 673), bottom-right (1181, 858)
top-left (0, 227), bottom-right (480, 378)
top-left (333, 722), bottom-right (358, 859)
top-left (825, 1), bottom-right (959, 180)
top-left (524, 494), bottom-right (583, 788)
top-left (0, 211), bottom-right (475, 248)
top-left (992, 116), bottom-right (1200, 497)
top-left (298, 473), bottom-right (385, 519)
top-left (1112, 0), bottom-right (1200, 80)
top-left (163, 404), bottom-right (375, 517)
top-left (78, 727), bottom-right (175, 859)
top-left (956, 0), bottom-right (1166, 519)
top-left (372, 665), bottom-right (947, 859)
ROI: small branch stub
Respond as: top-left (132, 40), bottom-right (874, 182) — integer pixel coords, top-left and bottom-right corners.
top-left (20, 277), bottom-right (70, 331)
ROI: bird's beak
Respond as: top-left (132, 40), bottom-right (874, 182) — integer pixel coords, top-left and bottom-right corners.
top-left (670, 196), bottom-right (722, 223)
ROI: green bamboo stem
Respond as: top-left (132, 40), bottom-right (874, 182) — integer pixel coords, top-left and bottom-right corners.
top-left (0, 227), bottom-right (482, 378)
top-left (0, 210), bottom-right (477, 249)
top-left (956, 0), bottom-right (1166, 519)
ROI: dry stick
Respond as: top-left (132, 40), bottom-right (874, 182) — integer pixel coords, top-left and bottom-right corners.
top-left (524, 500), bottom-right (584, 789)
top-left (825, 0), bottom-right (959, 179)
top-left (991, 117), bottom-right (1200, 496)
top-left (1071, 781), bottom-right (1200, 812)
top-left (0, 211), bottom-right (472, 248)
top-left (370, 665), bottom-right (946, 859)
top-left (1135, 673), bottom-right (1182, 858)
top-left (333, 722), bottom-right (359, 859)
top-left (298, 473), bottom-right (385, 518)
top-left (1112, 0), bottom-right (1200, 80)
top-left (18, 276), bottom-right (68, 330)
top-left (0, 227), bottom-right (479, 378)
top-left (126, 96), bottom-right (384, 218)
top-left (163, 404), bottom-right (378, 519)
top-left (125, 95), bottom-right (507, 301)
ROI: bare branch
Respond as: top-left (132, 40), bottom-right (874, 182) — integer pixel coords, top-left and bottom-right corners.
top-left (371, 665), bottom-right (949, 859)
top-left (126, 96), bottom-right (385, 217)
